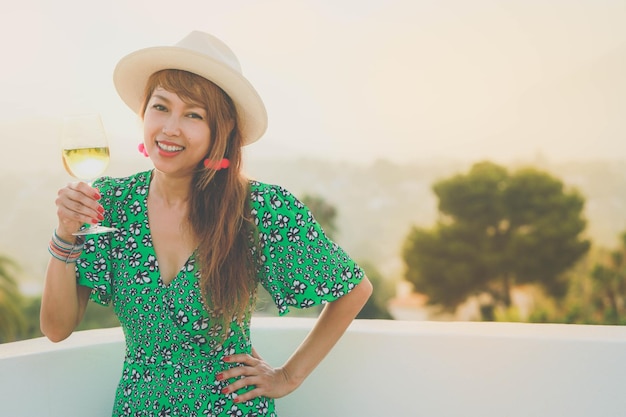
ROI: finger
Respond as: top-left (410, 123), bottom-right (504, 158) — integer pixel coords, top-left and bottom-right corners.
top-left (57, 195), bottom-right (101, 225)
top-left (218, 366), bottom-right (248, 381)
top-left (223, 353), bottom-right (256, 365)
top-left (67, 182), bottom-right (102, 205)
top-left (233, 387), bottom-right (264, 404)
top-left (251, 347), bottom-right (263, 361)
top-left (56, 184), bottom-right (104, 227)
top-left (223, 375), bottom-right (262, 396)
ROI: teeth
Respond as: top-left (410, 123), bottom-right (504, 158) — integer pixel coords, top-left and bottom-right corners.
top-left (157, 142), bottom-right (184, 152)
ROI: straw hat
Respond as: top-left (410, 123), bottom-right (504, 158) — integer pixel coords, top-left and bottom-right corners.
top-left (113, 31), bottom-right (267, 145)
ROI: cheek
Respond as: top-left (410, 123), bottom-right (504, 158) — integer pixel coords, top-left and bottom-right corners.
top-left (190, 126), bottom-right (212, 152)
top-left (194, 139), bottom-right (211, 158)
top-left (142, 116), bottom-right (160, 139)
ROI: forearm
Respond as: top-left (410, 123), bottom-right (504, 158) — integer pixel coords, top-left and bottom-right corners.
top-left (40, 240), bottom-right (89, 342)
top-left (41, 182), bottom-right (103, 341)
top-left (212, 277), bottom-right (372, 401)
top-left (281, 277), bottom-right (373, 388)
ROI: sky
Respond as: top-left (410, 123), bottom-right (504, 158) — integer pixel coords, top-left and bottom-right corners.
top-left (1, 0), bottom-right (626, 173)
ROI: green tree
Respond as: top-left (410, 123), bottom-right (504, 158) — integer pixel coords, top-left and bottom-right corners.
top-left (527, 231), bottom-right (626, 325)
top-left (589, 231), bottom-right (626, 324)
top-left (0, 255), bottom-right (27, 343)
top-left (18, 296), bottom-right (45, 340)
top-left (403, 161), bottom-right (590, 316)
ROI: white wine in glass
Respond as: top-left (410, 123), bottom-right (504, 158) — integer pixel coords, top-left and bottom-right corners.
top-left (61, 114), bottom-right (118, 235)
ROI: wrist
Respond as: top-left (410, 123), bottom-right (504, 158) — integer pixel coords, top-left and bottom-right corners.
top-left (49, 229), bottom-right (85, 264)
top-left (279, 366), bottom-right (304, 394)
top-left (54, 227), bottom-right (78, 244)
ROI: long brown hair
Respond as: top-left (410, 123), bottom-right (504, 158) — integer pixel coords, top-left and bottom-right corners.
top-left (142, 69), bottom-right (258, 326)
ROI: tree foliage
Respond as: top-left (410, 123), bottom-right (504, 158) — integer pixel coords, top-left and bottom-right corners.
top-left (403, 161), bottom-right (590, 313)
top-left (0, 250), bottom-right (120, 343)
top-left (0, 255), bottom-right (27, 343)
top-left (588, 231), bottom-right (626, 324)
top-left (527, 230), bottom-right (626, 325)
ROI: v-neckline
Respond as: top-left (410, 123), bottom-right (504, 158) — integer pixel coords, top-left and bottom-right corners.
top-left (143, 170), bottom-right (197, 288)
top-left (156, 255), bottom-right (195, 288)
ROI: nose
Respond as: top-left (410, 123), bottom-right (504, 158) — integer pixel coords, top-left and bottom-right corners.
top-left (162, 116), bottom-right (181, 137)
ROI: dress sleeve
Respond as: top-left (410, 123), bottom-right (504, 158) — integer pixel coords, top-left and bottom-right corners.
top-left (74, 176), bottom-right (115, 306)
top-left (250, 182), bottom-right (365, 316)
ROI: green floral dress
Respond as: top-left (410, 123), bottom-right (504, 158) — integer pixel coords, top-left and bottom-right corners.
top-left (75, 170), bottom-right (364, 417)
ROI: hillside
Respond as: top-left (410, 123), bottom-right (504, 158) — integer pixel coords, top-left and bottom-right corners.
top-left (1, 156), bottom-right (624, 292)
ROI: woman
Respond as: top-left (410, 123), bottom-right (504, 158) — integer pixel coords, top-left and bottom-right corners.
top-left (40, 31), bottom-right (372, 416)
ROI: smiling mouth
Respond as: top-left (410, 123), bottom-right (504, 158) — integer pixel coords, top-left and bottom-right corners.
top-left (156, 141), bottom-right (185, 152)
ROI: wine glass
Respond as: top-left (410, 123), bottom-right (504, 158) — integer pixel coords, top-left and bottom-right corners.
top-left (61, 113), bottom-right (118, 235)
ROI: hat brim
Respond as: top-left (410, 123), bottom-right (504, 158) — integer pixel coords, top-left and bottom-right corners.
top-left (113, 46), bottom-right (267, 145)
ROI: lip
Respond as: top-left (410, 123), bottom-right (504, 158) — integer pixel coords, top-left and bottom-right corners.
top-left (156, 140), bottom-right (185, 157)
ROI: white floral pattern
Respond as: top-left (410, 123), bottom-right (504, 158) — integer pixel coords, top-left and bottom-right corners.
top-left (75, 170), bottom-right (364, 416)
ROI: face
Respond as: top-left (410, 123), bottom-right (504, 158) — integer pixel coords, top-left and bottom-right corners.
top-left (143, 87), bottom-right (211, 176)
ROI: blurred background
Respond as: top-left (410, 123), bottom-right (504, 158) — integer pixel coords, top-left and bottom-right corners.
top-left (1, 0), bottom-right (626, 342)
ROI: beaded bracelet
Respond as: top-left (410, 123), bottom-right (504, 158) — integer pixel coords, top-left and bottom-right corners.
top-left (48, 230), bottom-right (85, 264)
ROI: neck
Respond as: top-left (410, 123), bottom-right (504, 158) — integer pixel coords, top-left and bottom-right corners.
top-left (150, 170), bottom-right (193, 207)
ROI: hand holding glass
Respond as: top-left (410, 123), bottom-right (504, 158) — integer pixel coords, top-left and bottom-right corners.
top-left (61, 114), bottom-right (118, 235)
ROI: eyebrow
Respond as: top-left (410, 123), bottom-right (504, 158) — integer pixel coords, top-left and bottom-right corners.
top-left (151, 93), bottom-right (205, 111)
top-left (151, 93), bottom-right (172, 103)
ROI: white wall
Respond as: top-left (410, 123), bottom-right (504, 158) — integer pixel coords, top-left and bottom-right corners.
top-left (2, 318), bottom-right (626, 417)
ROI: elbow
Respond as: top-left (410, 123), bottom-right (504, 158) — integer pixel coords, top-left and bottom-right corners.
top-left (353, 275), bottom-right (373, 307)
top-left (40, 324), bottom-right (73, 343)
top-left (40, 315), bottom-right (75, 343)
top-left (361, 276), bottom-right (374, 303)
top-left (44, 332), bottom-right (71, 343)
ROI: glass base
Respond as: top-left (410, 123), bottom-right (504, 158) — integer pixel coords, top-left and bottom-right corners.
top-left (72, 225), bottom-right (118, 236)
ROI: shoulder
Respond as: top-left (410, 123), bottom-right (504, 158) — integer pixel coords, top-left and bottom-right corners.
top-left (249, 180), bottom-right (306, 212)
top-left (93, 170), bottom-right (151, 200)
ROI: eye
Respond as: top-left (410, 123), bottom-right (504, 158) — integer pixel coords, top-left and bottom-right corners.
top-left (187, 112), bottom-right (204, 120)
top-left (152, 104), bottom-right (167, 112)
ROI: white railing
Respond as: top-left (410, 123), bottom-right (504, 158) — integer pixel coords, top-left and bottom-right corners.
top-left (1, 317), bottom-right (626, 417)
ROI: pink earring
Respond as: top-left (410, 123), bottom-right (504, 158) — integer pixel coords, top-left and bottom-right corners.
top-left (203, 158), bottom-right (230, 170)
top-left (138, 143), bottom-right (149, 157)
